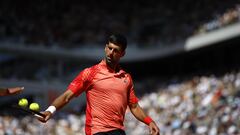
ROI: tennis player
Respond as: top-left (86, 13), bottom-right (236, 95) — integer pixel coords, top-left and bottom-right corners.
top-left (38, 34), bottom-right (160, 135)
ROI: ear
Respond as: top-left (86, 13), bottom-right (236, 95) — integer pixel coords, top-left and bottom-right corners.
top-left (121, 51), bottom-right (125, 57)
top-left (104, 44), bottom-right (108, 51)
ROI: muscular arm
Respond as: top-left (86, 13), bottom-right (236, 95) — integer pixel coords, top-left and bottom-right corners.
top-left (51, 90), bottom-right (75, 110)
top-left (38, 90), bottom-right (75, 122)
top-left (129, 103), bottom-right (148, 122)
top-left (129, 103), bottom-right (160, 135)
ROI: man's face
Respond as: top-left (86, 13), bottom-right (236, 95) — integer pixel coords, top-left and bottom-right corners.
top-left (105, 42), bottom-right (125, 64)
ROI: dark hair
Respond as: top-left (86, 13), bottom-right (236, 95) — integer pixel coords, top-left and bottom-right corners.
top-left (107, 34), bottom-right (127, 51)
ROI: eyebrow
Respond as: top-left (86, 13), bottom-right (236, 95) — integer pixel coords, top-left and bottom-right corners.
top-left (110, 46), bottom-right (123, 53)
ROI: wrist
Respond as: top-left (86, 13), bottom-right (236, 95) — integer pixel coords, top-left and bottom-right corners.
top-left (45, 106), bottom-right (56, 114)
top-left (144, 116), bottom-right (153, 125)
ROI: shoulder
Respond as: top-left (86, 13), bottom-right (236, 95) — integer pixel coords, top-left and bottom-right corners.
top-left (88, 63), bottom-right (101, 73)
top-left (81, 63), bottom-right (101, 79)
top-left (83, 62), bottom-right (100, 73)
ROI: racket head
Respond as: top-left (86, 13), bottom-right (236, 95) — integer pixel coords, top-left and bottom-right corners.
top-left (12, 105), bottom-right (45, 117)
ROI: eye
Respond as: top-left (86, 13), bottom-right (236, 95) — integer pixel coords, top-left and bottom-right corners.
top-left (115, 50), bottom-right (121, 54)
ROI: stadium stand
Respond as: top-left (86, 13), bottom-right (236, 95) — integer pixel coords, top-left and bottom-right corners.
top-left (0, 0), bottom-right (239, 49)
top-left (1, 72), bottom-right (240, 135)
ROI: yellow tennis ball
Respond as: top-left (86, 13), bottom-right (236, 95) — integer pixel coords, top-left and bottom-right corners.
top-left (18, 98), bottom-right (28, 107)
top-left (29, 103), bottom-right (40, 111)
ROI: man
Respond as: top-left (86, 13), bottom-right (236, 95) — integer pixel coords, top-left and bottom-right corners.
top-left (38, 34), bottom-right (160, 135)
top-left (0, 87), bottom-right (24, 96)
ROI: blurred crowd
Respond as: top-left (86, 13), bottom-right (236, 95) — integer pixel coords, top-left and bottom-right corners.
top-left (1, 71), bottom-right (240, 135)
top-left (125, 72), bottom-right (240, 135)
top-left (0, 113), bottom-right (86, 135)
top-left (0, 0), bottom-right (239, 49)
top-left (195, 4), bottom-right (240, 35)
top-left (1, 0), bottom-right (240, 84)
top-left (0, 58), bottom-right (81, 83)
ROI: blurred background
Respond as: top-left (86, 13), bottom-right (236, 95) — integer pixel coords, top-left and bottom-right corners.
top-left (0, 0), bottom-right (240, 134)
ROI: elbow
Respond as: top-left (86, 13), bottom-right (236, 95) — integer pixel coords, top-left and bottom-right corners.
top-left (64, 96), bottom-right (70, 103)
top-left (129, 103), bottom-right (138, 111)
top-left (64, 94), bottom-right (74, 103)
top-left (61, 90), bottom-right (75, 104)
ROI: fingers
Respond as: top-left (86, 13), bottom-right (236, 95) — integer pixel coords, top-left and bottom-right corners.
top-left (152, 126), bottom-right (160, 135)
top-left (8, 87), bottom-right (24, 94)
top-left (36, 111), bottom-right (52, 123)
top-left (35, 114), bottom-right (46, 122)
top-left (153, 128), bottom-right (160, 135)
top-left (149, 122), bottom-right (160, 135)
top-left (37, 116), bottom-right (47, 123)
top-left (150, 127), bottom-right (158, 135)
top-left (150, 127), bottom-right (153, 135)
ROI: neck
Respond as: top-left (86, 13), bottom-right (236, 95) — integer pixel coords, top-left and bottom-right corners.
top-left (104, 59), bottom-right (119, 72)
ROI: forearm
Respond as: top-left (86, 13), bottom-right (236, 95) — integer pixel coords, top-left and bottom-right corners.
top-left (0, 88), bottom-right (8, 96)
top-left (49, 90), bottom-right (75, 111)
top-left (130, 103), bottom-right (159, 135)
top-left (37, 90), bottom-right (75, 123)
top-left (129, 103), bottom-right (149, 123)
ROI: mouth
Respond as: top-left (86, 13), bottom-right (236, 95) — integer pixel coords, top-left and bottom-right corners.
top-left (105, 57), bottom-right (111, 63)
top-left (106, 56), bottom-right (112, 61)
